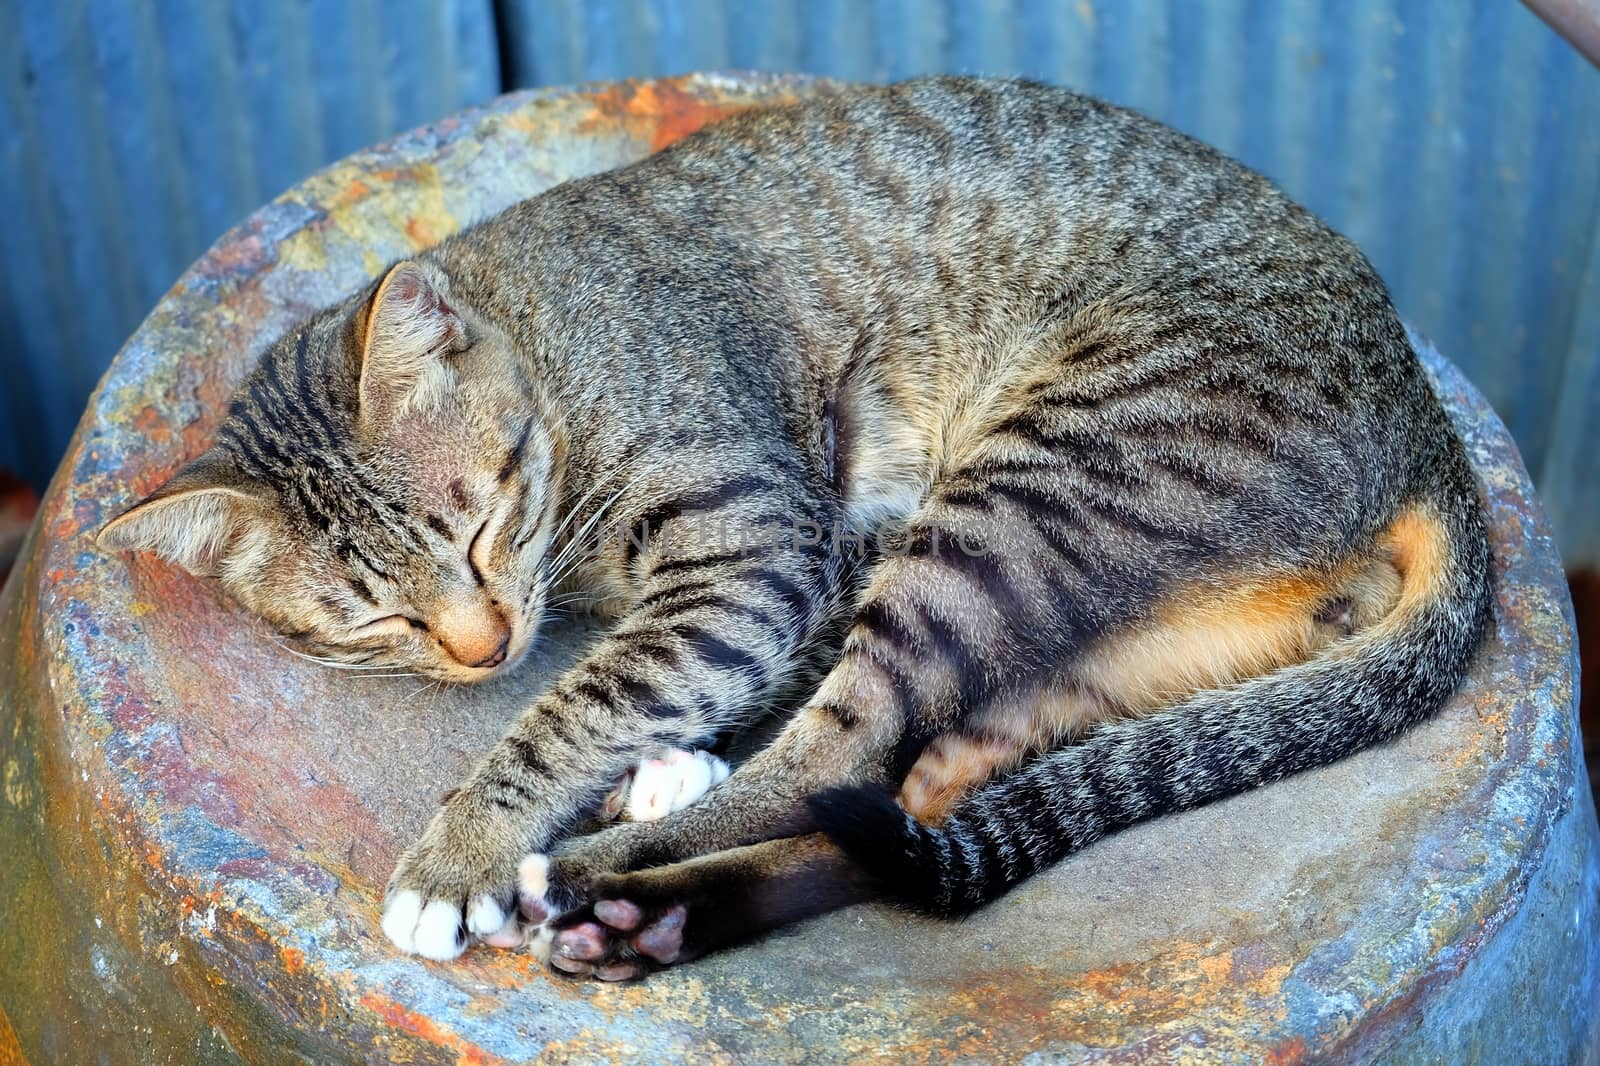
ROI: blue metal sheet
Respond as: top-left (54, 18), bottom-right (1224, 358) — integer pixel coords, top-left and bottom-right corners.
top-left (2, 0), bottom-right (1598, 563)
top-left (0, 0), bottom-right (498, 487)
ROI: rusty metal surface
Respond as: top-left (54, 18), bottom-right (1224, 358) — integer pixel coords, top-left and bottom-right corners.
top-left (0, 73), bottom-right (1595, 1064)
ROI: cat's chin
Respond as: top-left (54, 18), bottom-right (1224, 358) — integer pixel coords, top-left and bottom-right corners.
top-left (427, 661), bottom-right (507, 685)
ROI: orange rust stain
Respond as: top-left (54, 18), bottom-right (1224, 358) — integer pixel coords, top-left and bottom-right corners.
top-left (637, 81), bottom-right (749, 151)
top-left (0, 1002), bottom-right (27, 1066)
top-left (1268, 1036), bottom-right (1310, 1064)
top-left (578, 78), bottom-right (760, 153)
top-left (132, 405), bottom-right (173, 445)
top-left (281, 946), bottom-right (305, 974)
top-left (406, 215), bottom-right (447, 247)
top-left (357, 991), bottom-right (498, 1064)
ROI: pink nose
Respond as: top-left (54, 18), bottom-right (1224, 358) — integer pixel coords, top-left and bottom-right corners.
top-left (435, 599), bottom-right (511, 669)
top-left (471, 632), bottom-right (509, 669)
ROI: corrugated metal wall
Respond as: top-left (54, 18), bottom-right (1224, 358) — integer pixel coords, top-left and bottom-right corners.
top-left (3, 1), bottom-right (1598, 562)
top-left (0, 0), bottom-right (499, 490)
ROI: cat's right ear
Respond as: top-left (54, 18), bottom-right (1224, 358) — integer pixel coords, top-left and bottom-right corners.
top-left (356, 260), bottom-right (468, 426)
top-left (97, 451), bottom-right (267, 575)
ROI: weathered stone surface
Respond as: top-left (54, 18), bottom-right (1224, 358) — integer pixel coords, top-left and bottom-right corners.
top-left (1, 74), bottom-right (1595, 1064)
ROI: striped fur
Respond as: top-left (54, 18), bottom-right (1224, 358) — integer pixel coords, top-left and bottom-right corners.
top-left (100, 78), bottom-right (1491, 969)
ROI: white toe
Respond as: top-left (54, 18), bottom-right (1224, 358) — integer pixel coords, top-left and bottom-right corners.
top-left (381, 890), bottom-right (423, 952)
top-left (624, 749), bottom-right (729, 821)
top-left (668, 755), bottom-right (714, 813)
top-left (518, 853), bottom-right (551, 902)
top-left (626, 758), bottom-right (675, 821)
top-left (526, 922), bottom-right (555, 964)
top-left (412, 899), bottom-right (466, 960)
top-left (481, 914), bottom-right (527, 949)
top-left (467, 894), bottom-right (506, 938)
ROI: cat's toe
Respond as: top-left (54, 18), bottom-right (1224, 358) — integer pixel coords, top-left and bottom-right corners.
top-left (552, 921), bottom-right (609, 961)
top-left (592, 898), bottom-right (643, 930)
top-left (411, 898), bottom-right (469, 961)
top-left (543, 896), bottom-right (689, 980)
top-left (381, 888), bottom-right (467, 960)
top-left (380, 889), bottom-right (425, 953)
top-left (624, 749), bottom-right (729, 821)
top-left (628, 903), bottom-right (687, 963)
top-left (480, 915), bottom-right (528, 949)
top-left (594, 960), bottom-right (650, 981)
top-left (466, 893), bottom-right (510, 938)
top-left (516, 853), bottom-right (554, 923)
top-left (549, 953), bottom-right (593, 976)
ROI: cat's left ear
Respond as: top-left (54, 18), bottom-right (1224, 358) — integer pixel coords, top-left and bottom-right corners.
top-left (357, 260), bottom-right (469, 424)
top-left (97, 450), bottom-right (270, 575)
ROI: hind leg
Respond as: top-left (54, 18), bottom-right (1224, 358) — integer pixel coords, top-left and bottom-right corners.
top-left (529, 328), bottom-right (1405, 913)
top-left (521, 551), bottom-right (1405, 976)
top-left (517, 834), bottom-right (869, 980)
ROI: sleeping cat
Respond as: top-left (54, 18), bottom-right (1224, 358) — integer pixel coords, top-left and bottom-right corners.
top-left (100, 77), bottom-right (1491, 979)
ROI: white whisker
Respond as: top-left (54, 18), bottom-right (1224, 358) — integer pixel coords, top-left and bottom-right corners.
top-left (543, 455), bottom-right (674, 577)
top-left (271, 639), bottom-right (407, 672)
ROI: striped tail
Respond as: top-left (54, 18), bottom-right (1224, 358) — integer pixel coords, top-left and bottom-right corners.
top-left (809, 480), bottom-right (1492, 918)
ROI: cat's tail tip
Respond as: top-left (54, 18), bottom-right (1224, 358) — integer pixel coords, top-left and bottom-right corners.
top-left (808, 785), bottom-right (967, 918)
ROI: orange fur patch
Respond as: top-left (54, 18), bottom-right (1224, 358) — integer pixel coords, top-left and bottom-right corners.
top-left (896, 506), bottom-right (1447, 825)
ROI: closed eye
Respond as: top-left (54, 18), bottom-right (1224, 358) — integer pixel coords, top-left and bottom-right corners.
top-left (352, 614), bottom-right (427, 639)
top-left (467, 518), bottom-right (492, 586)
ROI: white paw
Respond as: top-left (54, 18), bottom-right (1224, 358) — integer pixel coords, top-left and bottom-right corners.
top-left (623, 749), bottom-right (730, 822)
top-left (382, 890), bottom-right (467, 961)
top-left (466, 894), bottom-right (507, 938)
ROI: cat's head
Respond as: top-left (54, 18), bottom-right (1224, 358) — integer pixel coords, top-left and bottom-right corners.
top-left (99, 259), bottom-right (564, 684)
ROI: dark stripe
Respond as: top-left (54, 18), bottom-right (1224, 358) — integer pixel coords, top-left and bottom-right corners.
top-left (293, 330), bottom-right (343, 446)
top-left (913, 603), bottom-right (985, 707)
top-left (214, 424), bottom-right (268, 478)
top-left (815, 702), bottom-right (860, 730)
top-left (748, 566), bottom-right (816, 623)
top-left (1030, 512), bottom-right (1095, 578)
top-left (1147, 450), bottom-right (1243, 497)
top-left (499, 418), bottom-right (534, 483)
top-left (425, 513), bottom-right (452, 539)
top-left (983, 476), bottom-right (1076, 524)
top-left (625, 637), bottom-right (680, 669)
top-left (232, 407), bottom-right (295, 472)
top-left (854, 599), bottom-right (919, 658)
top-left (938, 485), bottom-right (995, 514)
top-left (504, 736), bottom-right (550, 778)
top-left (490, 772), bottom-right (540, 805)
top-left (612, 672), bottom-right (661, 708)
top-left (1092, 497), bottom-right (1184, 546)
top-left (624, 476), bottom-right (774, 566)
top-left (670, 623), bottom-right (766, 680)
top-left (649, 548), bottom-right (759, 580)
top-left (635, 579), bottom-right (718, 610)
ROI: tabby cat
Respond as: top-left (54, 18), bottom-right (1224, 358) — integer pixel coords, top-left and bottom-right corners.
top-left (100, 77), bottom-right (1491, 979)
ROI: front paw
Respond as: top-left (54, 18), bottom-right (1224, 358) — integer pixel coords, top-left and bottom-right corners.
top-left (381, 805), bottom-right (526, 961)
